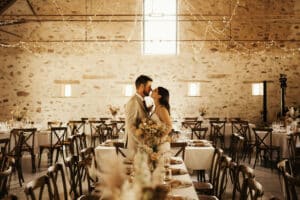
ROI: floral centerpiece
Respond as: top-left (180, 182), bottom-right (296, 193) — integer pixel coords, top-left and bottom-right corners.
top-left (199, 106), bottom-right (207, 116)
top-left (135, 118), bottom-right (168, 171)
top-left (109, 105), bottom-right (120, 119)
top-left (10, 106), bottom-right (27, 121)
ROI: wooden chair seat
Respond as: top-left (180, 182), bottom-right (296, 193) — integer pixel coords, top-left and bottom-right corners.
top-left (193, 181), bottom-right (213, 190)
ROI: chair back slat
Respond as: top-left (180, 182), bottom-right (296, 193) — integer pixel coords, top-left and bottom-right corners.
top-left (191, 127), bottom-right (208, 140)
top-left (240, 177), bottom-right (264, 200)
top-left (65, 155), bottom-right (84, 199)
top-left (210, 121), bottom-right (226, 148)
top-left (24, 175), bottom-right (53, 200)
top-left (47, 163), bottom-right (68, 200)
top-left (278, 159), bottom-right (300, 200)
top-left (170, 142), bottom-right (187, 160)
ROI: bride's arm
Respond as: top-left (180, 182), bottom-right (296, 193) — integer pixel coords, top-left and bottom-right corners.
top-left (159, 107), bottom-right (172, 135)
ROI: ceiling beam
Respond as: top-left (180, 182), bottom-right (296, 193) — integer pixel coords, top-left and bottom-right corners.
top-left (0, 19), bottom-right (26, 26)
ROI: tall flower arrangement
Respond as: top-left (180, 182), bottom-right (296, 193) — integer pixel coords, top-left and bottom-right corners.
top-left (135, 118), bottom-right (167, 170)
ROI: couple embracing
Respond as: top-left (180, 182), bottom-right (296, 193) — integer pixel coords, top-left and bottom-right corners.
top-left (125, 75), bottom-right (173, 159)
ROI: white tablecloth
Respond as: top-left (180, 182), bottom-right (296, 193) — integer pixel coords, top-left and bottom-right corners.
top-left (184, 146), bottom-right (214, 170)
top-left (168, 157), bottom-right (199, 200)
top-left (95, 145), bottom-right (214, 171)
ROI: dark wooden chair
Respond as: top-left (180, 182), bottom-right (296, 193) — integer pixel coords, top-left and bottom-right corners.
top-left (214, 155), bottom-right (231, 199)
top-left (24, 175), bottom-right (53, 200)
top-left (47, 163), bottom-right (68, 200)
top-left (69, 134), bottom-right (87, 156)
top-left (170, 142), bottom-right (187, 160)
top-left (9, 128), bottom-right (37, 173)
top-left (253, 127), bottom-right (280, 170)
top-left (113, 142), bottom-right (126, 158)
top-left (210, 121), bottom-right (226, 149)
top-left (231, 164), bottom-right (255, 200)
top-left (193, 148), bottom-right (223, 194)
top-left (7, 130), bottom-right (26, 186)
top-left (68, 120), bottom-right (86, 136)
top-left (38, 127), bottom-right (68, 168)
top-left (231, 120), bottom-right (245, 135)
top-left (0, 138), bottom-right (10, 169)
top-left (182, 120), bottom-right (202, 133)
top-left (278, 159), bottom-right (300, 200)
top-left (0, 164), bottom-right (13, 198)
top-left (240, 178), bottom-right (264, 200)
top-left (240, 122), bottom-right (255, 164)
top-left (229, 133), bottom-right (244, 165)
top-left (89, 120), bottom-right (105, 147)
top-left (96, 123), bottom-right (113, 144)
top-left (80, 147), bottom-right (99, 193)
top-left (65, 155), bottom-right (85, 199)
top-left (110, 120), bottom-right (125, 137)
top-left (287, 133), bottom-right (300, 176)
top-left (191, 127), bottom-right (208, 140)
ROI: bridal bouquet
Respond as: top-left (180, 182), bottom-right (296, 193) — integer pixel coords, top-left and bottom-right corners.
top-left (135, 118), bottom-right (167, 169)
top-left (11, 106), bottom-right (27, 121)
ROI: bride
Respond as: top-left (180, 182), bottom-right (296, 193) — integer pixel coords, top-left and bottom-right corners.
top-left (150, 87), bottom-right (172, 154)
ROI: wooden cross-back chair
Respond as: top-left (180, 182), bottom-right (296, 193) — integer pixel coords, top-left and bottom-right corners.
top-left (89, 120), bottom-right (105, 147)
top-left (9, 128), bottom-right (37, 173)
top-left (38, 127), bottom-right (68, 168)
top-left (210, 121), bottom-right (226, 148)
top-left (253, 127), bottom-right (280, 170)
top-left (171, 142), bottom-right (187, 160)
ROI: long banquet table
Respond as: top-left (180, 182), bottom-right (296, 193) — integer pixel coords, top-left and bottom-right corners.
top-left (93, 147), bottom-right (199, 200)
top-left (95, 143), bottom-right (214, 171)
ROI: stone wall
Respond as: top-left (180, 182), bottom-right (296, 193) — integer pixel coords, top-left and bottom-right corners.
top-left (0, 0), bottom-right (299, 126)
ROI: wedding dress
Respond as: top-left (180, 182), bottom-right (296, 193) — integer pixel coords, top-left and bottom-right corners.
top-left (150, 112), bottom-right (171, 155)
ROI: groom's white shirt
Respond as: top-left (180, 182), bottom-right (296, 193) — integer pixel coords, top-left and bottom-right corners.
top-left (125, 93), bottom-right (148, 159)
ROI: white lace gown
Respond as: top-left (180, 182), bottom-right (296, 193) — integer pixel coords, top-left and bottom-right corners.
top-left (150, 112), bottom-right (171, 155)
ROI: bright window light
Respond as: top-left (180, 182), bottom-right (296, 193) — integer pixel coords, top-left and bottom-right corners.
top-left (143, 0), bottom-right (177, 55)
top-left (252, 83), bottom-right (263, 96)
top-left (125, 84), bottom-right (134, 97)
top-left (64, 84), bottom-right (72, 97)
top-left (188, 82), bottom-right (200, 96)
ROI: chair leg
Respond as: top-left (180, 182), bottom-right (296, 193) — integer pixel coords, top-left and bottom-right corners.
top-left (38, 147), bottom-right (43, 168)
top-left (253, 149), bottom-right (259, 169)
top-left (49, 149), bottom-right (54, 166)
top-left (16, 158), bottom-right (24, 186)
top-left (31, 153), bottom-right (36, 173)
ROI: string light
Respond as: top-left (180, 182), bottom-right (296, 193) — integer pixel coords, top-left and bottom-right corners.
top-left (0, 0), bottom-right (298, 60)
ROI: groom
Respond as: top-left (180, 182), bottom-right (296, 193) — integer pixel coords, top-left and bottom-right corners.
top-left (125, 75), bottom-right (153, 159)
